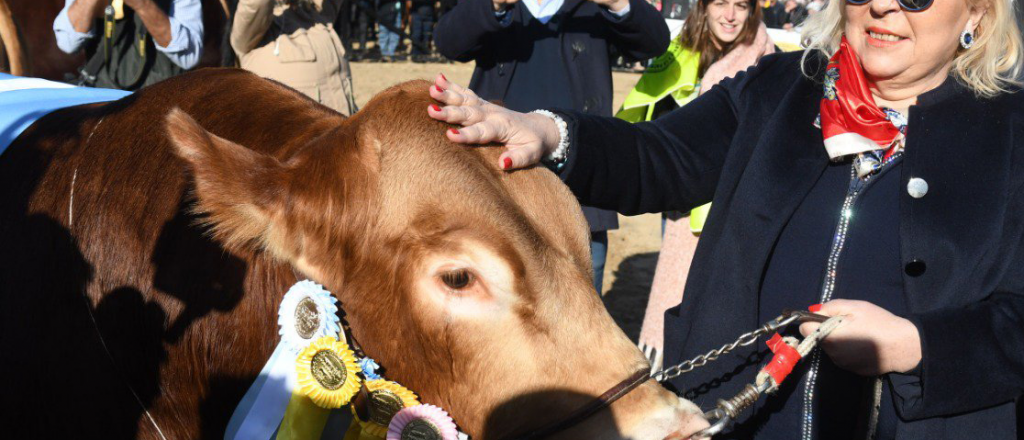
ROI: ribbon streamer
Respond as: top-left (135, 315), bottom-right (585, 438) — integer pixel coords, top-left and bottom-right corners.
top-left (225, 281), bottom-right (342, 440)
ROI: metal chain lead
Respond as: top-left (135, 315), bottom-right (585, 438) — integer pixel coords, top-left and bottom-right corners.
top-left (653, 312), bottom-right (803, 383)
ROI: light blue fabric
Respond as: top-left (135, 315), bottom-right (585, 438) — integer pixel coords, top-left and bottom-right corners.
top-left (53, 0), bottom-right (205, 70)
top-left (522, 0), bottom-right (565, 23)
top-left (497, 0), bottom-right (630, 24)
top-left (0, 73), bottom-right (130, 156)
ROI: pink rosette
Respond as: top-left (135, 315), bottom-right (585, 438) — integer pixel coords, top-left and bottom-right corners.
top-left (386, 405), bottom-right (458, 440)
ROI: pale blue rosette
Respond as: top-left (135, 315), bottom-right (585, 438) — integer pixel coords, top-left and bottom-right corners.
top-left (359, 358), bottom-right (383, 381)
top-left (277, 280), bottom-right (342, 353)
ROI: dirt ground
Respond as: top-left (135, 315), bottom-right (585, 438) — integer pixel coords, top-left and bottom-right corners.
top-left (350, 61), bottom-right (661, 341)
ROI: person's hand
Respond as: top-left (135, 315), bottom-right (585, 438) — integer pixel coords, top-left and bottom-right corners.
top-left (68, 0), bottom-right (109, 32)
top-left (493, 0), bottom-right (519, 12)
top-left (427, 74), bottom-right (562, 170)
top-left (123, 0), bottom-right (146, 10)
top-left (799, 300), bottom-right (922, 376)
top-left (588, 0), bottom-right (630, 12)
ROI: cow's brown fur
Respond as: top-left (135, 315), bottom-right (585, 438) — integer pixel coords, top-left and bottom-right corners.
top-left (0, 69), bottom-right (699, 439)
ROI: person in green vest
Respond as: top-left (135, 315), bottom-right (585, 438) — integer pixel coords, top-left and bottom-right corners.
top-left (619, 0), bottom-right (775, 370)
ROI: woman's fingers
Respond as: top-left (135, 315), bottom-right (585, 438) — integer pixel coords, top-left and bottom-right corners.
top-left (430, 78), bottom-right (483, 107)
top-left (429, 102), bottom-right (487, 126)
top-left (445, 121), bottom-right (502, 145)
top-left (799, 321), bottom-right (822, 338)
top-left (499, 145), bottom-right (543, 170)
top-left (434, 72), bottom-right (469, 94)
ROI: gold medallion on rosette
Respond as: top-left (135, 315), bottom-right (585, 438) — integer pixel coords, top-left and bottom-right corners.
top-left (354, 380), bottom-right (420, 438)
top-left (295, 336), bottom-right (362, 408)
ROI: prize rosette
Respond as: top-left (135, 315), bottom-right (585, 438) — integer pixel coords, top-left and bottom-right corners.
top-left (359, 357), bottom-right (383, 381)
top-left (387, 405), bottom-right (458, 440)
top-left (353, 380), bottom-right (421, 438)
top-left (278, 280), bottom-right (341, 353)
top-left (296, 336), bottom-right (362, 408)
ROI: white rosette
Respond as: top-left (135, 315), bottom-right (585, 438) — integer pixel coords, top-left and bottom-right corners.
top-left (278, 280), bottom-right (342, 353)
top-left (225, 280), bottom-right (342, 440)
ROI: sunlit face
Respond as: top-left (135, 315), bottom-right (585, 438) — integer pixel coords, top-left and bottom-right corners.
top-left (844, 0), bottom-right (986, 89)
top-left (707, 0), bottom-right (751, 45)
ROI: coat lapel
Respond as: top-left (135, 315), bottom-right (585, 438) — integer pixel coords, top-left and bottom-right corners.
top-left (725, 74), bottom-right (831, 299)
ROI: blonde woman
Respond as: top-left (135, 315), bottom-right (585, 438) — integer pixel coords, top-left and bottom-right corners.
top-left (427, 0), bottom-right (1024, 435)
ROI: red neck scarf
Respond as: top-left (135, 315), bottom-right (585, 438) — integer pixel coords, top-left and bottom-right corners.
top-left (820, 37), bottom-right (902, 160)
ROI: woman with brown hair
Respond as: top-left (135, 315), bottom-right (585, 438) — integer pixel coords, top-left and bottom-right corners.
top-left (615, 0), bottom-right (774, 371)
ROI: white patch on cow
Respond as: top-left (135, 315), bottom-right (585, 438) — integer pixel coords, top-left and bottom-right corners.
top-left (414, 240), bottom-right (518, 320)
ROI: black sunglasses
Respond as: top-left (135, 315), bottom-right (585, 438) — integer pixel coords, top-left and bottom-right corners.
top-left (846, 0), bottom-right (933, 12)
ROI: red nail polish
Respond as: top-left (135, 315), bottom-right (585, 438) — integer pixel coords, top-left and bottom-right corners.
top-left (502, 157), bottom-right (513, 169)
top-left (440, 73), bottom-right (448, 82)
top-left (450, 128), bottom-right (460, 135)
top-left (435, 85), bottom-right (445, 93)
top-left (431, 104), bottom-right (441, 112)
top-left (809, 304), bottom-right (823, 313)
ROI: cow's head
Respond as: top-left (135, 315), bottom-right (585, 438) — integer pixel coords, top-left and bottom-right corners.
top-left (166, 80), bottom-right (706, 439)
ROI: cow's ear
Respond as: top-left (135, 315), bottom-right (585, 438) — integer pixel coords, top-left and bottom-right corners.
top-left (166, 108), bottom-right (287, 255)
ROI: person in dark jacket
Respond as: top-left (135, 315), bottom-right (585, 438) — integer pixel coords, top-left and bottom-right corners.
top-left (426, 0), bottom-right (1024, 437)
top-left (432, 0), bottom-right (669, 293)
top-left (407, 0), bottom-right (435, 61)
top-left (760, 0), bottom-right (787, 27)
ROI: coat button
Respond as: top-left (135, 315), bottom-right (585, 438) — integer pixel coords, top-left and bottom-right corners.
top-left (907, 177), bottom-right (928, 198)
top-left (905, 260), bottom-right (927, 277)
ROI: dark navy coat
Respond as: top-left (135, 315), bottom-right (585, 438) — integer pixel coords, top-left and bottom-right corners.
top-left (558, 51), bottom-right (1024, 438)
top-left (433, 0), bottom-right (669, 231)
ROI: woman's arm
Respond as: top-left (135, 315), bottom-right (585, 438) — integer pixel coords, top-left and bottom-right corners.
top-left (557, 87), bottom-right (737, 215)
top-left (231, 0), bottom-right (275, 57)
top-left (800, 189), bottom-right (1024, 419)
top-left (598, 0), bottom-right (671, 61)
top-left (433, 0), bottom-right (512, 62)
top-left (896, 241), bottom-right (1024, 418)
top-left (426, 55), bottom-right (783, 215)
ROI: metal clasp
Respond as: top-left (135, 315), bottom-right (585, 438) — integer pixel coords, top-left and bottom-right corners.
top-left (782, 309), bottom-right (830, 324)
top-left (692, 408), bottom-right (730, 438)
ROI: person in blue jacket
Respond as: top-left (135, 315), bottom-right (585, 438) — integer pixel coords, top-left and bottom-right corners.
top-left (432, 0), bottom-right (669, 293)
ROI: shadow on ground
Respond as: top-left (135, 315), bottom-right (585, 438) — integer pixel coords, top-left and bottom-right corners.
top-left (601, 251), bottom-right (659, 343)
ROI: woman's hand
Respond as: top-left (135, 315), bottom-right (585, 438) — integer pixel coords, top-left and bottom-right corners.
top-left (427, 74), bottom-right (562, 170)
top-left (799, 300), bottom-right (922, 376)
top-left (587, 0), bottom-right (630, 12)
top-left (492, 0), bottom-right (519, 11)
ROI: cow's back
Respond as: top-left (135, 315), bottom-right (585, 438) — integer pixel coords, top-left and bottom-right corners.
top-left (0, 68), bottom-right (341, 439)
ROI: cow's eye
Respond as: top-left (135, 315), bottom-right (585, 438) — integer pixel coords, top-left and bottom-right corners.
top-left (440, 269), bottom-right (474, 290)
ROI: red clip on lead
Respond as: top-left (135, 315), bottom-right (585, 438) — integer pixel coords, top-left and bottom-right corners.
top-left (762, 333), bottom-right (801, 385)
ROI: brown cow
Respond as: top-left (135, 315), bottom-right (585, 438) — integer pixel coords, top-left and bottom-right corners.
top-left (0, 69), bottom-right (705, 439)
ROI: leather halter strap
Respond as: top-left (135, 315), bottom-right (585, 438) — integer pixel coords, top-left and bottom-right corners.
top-left (506, 368), bottom-right (653, 440)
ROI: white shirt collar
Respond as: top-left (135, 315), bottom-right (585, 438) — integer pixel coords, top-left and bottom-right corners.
top-left (522, 0), bottom-right (565, 24)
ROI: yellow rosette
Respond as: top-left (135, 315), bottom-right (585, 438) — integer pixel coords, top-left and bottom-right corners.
top-left (353, 380), bottom-right (420, 438)
top-left (295, 337), bottom-right (362, 408)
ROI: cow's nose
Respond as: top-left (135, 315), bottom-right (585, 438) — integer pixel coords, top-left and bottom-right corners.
top-left (664, 398), bottom-right (710, 440)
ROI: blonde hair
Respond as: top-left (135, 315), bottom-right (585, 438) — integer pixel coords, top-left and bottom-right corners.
top-left (800, 0), bottom-right (1023, 97)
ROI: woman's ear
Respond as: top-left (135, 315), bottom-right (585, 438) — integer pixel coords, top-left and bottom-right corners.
top-left (966, 0), bottom-right (988, 34)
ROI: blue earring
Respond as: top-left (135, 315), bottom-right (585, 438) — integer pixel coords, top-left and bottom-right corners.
top-left (960, 30), bottom-right (975, 49)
